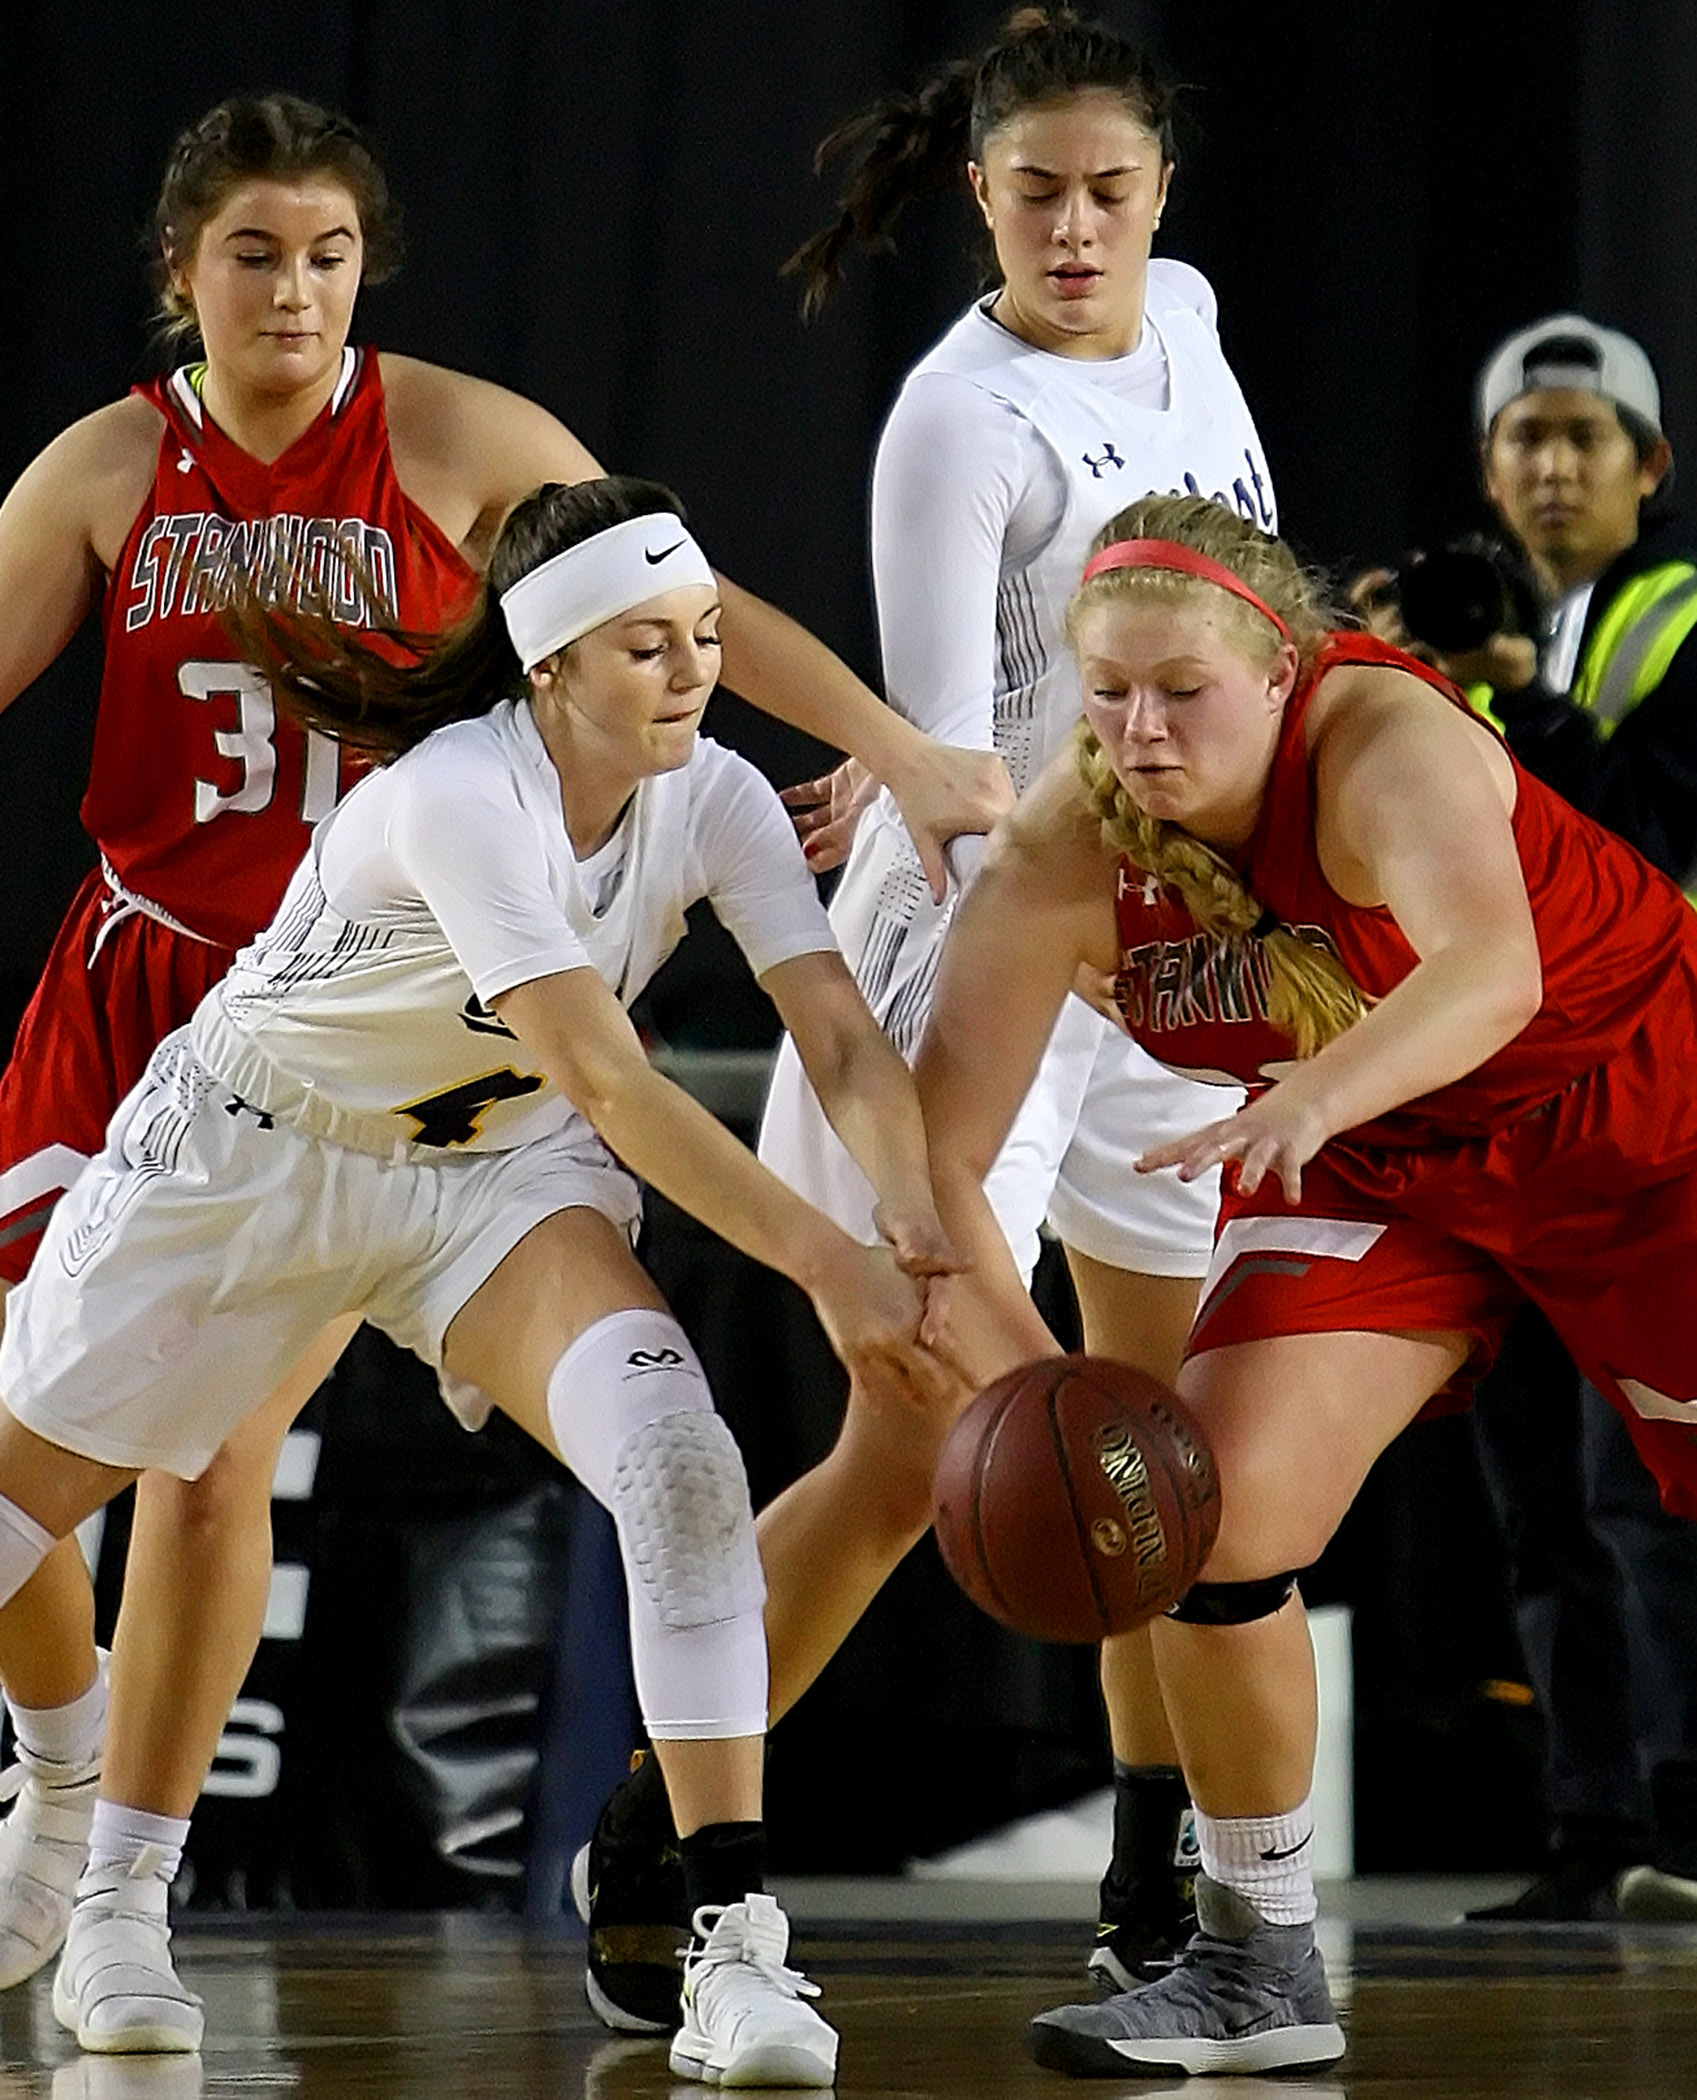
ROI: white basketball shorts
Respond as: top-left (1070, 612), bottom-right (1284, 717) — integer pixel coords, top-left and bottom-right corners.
top-left (0, 1034), bottom-right (641, 1478)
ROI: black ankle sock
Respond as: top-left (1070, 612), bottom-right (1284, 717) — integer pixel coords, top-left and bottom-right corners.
top-left (680, 1820), bottom-right (767, 1915)
top-left (628, 1744), bottom-right (677, 1834)
top-left (1110, 1761), bottom-right (1191, 1885)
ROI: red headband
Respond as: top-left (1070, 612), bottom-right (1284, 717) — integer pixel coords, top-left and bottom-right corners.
top-left (1080, 537), bottom-right (1292, 641)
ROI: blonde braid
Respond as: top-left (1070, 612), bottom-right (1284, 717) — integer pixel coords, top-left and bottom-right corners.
top-left (1075, 723), bottom-right (1368, 1059)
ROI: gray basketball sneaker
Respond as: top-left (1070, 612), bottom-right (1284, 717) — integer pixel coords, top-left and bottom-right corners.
top-left (1028, 1874), bottom-right (1345, 2078)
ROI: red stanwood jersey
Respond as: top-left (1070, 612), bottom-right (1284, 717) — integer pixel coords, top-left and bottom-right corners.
top-left (1113, 631), bottom-right (1697, 1146)
top-left (82, 348), bottom-right (477, 949)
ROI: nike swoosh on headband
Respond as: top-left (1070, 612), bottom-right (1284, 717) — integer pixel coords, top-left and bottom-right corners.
top-left (499, 517), bottom-right (715, 668)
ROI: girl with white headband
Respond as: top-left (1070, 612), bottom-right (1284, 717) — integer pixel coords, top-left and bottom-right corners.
top-left (0, 475), bottom-right (965, 2089)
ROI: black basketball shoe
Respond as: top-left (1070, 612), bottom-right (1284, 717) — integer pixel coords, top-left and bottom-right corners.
top-left (1088, 1804), bottom-right (1200, 1992)
top-left (571, 1750), bottom-right (689, 2034)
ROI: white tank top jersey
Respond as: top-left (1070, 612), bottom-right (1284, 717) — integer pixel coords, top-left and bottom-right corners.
top-left (831, 260), bottom-right (1276, 1047)
top-left (191, 700), bottom-right (834, 1157)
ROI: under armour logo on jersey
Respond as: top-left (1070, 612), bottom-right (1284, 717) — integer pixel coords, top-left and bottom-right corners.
top-left (1082, 443), bottom-right (1125, 478)
top-left (626, 1347), bottom-right (685, 1371)
top-left (176, 449), bottom-right (194, 474)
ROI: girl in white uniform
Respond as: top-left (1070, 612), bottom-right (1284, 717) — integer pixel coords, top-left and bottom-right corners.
top-left (0, 476), bottom-right (965, 2088)
top-left (757, 4), bottom-right (1275, 1992)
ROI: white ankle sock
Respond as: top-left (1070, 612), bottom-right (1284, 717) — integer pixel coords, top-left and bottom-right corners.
top-left (1195, 1796), bottom-right (1317, 1925)
top-left (87, 1799), bottom-right (190, 1883)
top-left (5, 1650), bottom-right (108, 1774)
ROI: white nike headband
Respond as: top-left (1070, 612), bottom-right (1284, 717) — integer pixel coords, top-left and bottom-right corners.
top-left (499, 514), bottom-right (717, 671)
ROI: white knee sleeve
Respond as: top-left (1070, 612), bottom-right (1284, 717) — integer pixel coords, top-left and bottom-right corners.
top-left (547, 1309), bottom-right (767, 1741)
top-left (0, 1493), bottom-right (54, 1611)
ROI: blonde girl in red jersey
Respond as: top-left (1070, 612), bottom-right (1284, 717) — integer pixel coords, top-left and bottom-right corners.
top-left (0, 92), bottom-right (1004, 2051)
top-left (915, 491), bottom-right (1697, 2077)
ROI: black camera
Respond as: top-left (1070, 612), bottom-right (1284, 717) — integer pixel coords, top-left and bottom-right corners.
top-left (1391, 533), bottom-right (1542, 656)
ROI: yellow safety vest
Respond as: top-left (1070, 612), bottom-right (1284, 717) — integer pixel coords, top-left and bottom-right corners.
top-left (1469, 558), bottom-right (1697, 902)
top-left (1569, 560), bottom-right (1697, 733)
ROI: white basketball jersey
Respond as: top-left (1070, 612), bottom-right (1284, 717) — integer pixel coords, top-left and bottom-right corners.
top-left (760, 265), bottom-right (1264, 1256)
top-left (831, 262), bottom-right (1275, 1052)
top-left (192, 702), bottom-right (832, 1156)
top-left (914, 260), bottom-right (1276, 794)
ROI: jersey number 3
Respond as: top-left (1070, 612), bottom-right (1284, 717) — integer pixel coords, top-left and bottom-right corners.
top-left (181, 662), bottom-right (340, 824)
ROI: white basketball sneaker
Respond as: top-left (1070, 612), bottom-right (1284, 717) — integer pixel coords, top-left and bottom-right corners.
top-left (668, 1893), bottom-right (838, 2088)
top-left (51, 1857), bottom-right (204, 2053)
top-left (0, 1747), bottom-right (101, 1988)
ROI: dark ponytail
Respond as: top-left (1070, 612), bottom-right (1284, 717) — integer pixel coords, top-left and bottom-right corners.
top-left (224, 477), bottom-right (688, 758)
top-left (785, 5), bottom-right (1176, 317)
top-left (784, 58), bottom-right (980, 321)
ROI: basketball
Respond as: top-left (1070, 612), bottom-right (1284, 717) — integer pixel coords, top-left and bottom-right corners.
top-left (931, 1354), bottom-right (1221, 1644)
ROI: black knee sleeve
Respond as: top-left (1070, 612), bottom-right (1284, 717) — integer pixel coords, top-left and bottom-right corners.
top-left (1167, 1568), bottom-right (1303, 1626)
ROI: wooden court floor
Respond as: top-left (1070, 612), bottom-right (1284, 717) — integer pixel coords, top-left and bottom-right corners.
top-left (2, 1903), bottom-right (1696, 2099)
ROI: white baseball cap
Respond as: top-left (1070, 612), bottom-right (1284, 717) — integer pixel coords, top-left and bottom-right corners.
top-left (1476, 314), bottom-right (1662, 437)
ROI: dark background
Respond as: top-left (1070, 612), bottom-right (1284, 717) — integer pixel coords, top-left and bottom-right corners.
top-left (4, 0), bottom-right (1694, 1891)
top-left (6, 0), bottom-right (1697, 998)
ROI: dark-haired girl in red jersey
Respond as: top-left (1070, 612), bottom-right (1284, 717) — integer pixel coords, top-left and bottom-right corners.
top-left (916, 490), bottom-right (1697, 2077)
top-left (0, 91), bottom-right (1003, 2053)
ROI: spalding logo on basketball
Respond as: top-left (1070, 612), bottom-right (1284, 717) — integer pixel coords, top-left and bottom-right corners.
top-left (931, 1354), bottom-right (1220, 1644)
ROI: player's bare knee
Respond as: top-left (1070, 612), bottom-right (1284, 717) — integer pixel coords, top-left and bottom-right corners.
top-left (1193, 1468), bottom-right (1342, 1582)
top-left (138, 1438), bottom-right (276, 1543)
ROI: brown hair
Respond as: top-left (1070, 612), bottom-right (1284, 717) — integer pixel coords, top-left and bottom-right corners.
top-left (225, 477), bottom-right (688, 758)
top-left (1069, 494), bottom-right (1368, 1057)
top-left (785, 6), bottom-right (1176, 317)
top-left (153, 93), bottom-right (401, 342)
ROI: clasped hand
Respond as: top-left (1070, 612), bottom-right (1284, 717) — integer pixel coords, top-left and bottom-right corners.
top-left (815, 1215), bottom-right (973, 1418)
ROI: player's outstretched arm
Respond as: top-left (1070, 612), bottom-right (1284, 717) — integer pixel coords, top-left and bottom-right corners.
top-left (758, 947), bottom-right (960, 1278)
top-left (914, 764), bottom-right (1114, 1380)
top-left (494, 964), bottom-right (941, 1408)
top-left (1141, 668), bottom-right (1545, 1203)
top-left (384, 357), bottom-right (1012, 893)
top-left (712, 574), bottom-right (1013, 903)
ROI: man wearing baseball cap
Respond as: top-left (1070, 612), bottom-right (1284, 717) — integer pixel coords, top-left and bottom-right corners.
top-left (1460, 316), bottom-right (1697, 1931)
top-left (1465, 313), bottom-right (1696, 883)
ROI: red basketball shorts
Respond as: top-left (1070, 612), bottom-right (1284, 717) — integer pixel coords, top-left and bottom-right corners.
top-left (0, 869), bottom-right (235, 1283)
top-left (1187, 1024), bottom-right (1697, 1518)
